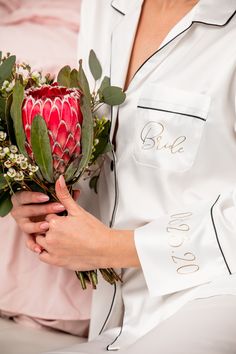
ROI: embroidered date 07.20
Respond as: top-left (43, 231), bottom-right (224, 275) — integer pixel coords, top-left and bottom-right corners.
top-left (166, 212), bottom-right (200, 275)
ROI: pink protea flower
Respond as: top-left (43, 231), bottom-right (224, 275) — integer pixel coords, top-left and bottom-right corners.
top-left (22, 85), bottom-right (83, 174)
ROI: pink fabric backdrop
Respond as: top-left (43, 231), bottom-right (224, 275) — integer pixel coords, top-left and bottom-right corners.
top-left (0, 0), bottom-right (92, 331)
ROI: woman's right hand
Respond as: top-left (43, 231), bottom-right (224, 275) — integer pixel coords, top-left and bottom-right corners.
top-left (11, 191), bottom-right (65, 253)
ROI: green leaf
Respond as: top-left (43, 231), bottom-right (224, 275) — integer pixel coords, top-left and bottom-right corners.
top-left (70, 69), bottom-right (79, 88)
top-left (0, 52), bottom-right (2, 62)
top-left (64, 156), bottom-right (82, 182)
top-left (98, 76), bottom-right (110, 100)
top-left (0, 95), bottom-right (15, 144)
top-left (0, 192), bottom-right (13, 217)
top-left (89, 175), bottom-right (99, 194)
top-left (78, 60), bottom-right (90, 99)
top-left (74, 96), bottom-right (94, 178)
top-left (0, 93), bottom-right (12, 122)
top-left (89, 50), bottom-right (102, 81)
top-left (0, 97), bottom-right (5, 118)
top-left (57, 65), bottom-right (71, 87)
top-left (0, 174), bottom-right (8, 190)
top-left (0, 55), bottom-right (16, 86)
top-left (31, 115), bottom-right (54, 183)
top-left (4, 94), bottom-right (16, 145)
top-left (10, 80), bottom-right (27, 155)
top-left (102, 86), bottom-right (126, 106)
top-left (26, 181), bottom-right (45, 194)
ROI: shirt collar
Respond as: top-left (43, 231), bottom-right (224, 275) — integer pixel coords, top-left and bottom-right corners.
top-left (111, 0), bottom-right (236, 26)
top-left (111, 0), bottom-right (142, 15)
top-left (193, 0), bottom-right (236, 26)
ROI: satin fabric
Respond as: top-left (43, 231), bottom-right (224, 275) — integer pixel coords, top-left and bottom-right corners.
top-left (76, 0), bottom-right (236, 350)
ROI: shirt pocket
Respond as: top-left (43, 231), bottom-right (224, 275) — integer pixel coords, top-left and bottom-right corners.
top-left (133, 84), bottom-right (211, 172)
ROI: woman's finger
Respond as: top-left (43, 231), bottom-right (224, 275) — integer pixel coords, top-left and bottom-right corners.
top-left (45, 214), bottom-right (61, 222)
top-left (35, 235), bottom-right (48, 251)
top-left (39, 250), bottom-right (53, 265)
top-left (12, 191), bottom-right (50, 206)
top-left (12, 203), bottom-right (65, 219)
top-left (25, 234), bottom-right (42, 254)
top-left (21, 220), bottom-right (50, 235)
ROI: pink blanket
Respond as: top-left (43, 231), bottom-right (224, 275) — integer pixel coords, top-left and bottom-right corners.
top-left (0, 0), bottom-right (92, 332)
top-left (0, 0), bottom-right (81, 74)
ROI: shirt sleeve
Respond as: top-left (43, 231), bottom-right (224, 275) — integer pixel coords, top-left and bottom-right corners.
top-left (134, 189), bottom-right (236, 296)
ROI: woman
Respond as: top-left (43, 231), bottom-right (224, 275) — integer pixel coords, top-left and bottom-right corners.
top-left (11, 0), bottom-right (236, 353)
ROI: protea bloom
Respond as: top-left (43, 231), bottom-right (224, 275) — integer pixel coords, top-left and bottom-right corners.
top-left (22, 85), bottom-right (83, 174)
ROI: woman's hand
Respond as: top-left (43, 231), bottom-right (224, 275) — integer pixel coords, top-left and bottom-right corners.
top-left (11, 191), bottom-right (66, 253)
top-left (36, 176), bottom-right (140, 270)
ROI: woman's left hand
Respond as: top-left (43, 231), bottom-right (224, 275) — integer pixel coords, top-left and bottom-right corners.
top-left (35, 176), bottom-right (140, 270)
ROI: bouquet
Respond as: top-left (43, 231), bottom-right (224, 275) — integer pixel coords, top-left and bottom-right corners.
top-left (0, 51), bottom-right (125, 289)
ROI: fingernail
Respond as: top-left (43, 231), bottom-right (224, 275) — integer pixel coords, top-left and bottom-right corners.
top-left (34, 247), bottom-right (42, 254)
top-left (38, 194), bottom-right (50, 202)
top-left (53, 203), bottom-right (65, 211)
top-left (58, 175), bottom-right (66, 188)
top-left (40, 222), bottom-right (49, 231)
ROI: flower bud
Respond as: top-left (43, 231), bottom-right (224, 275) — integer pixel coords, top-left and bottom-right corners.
top-left (7, 168), bottom-right (17, 178)
top-left (0, 131), bottom-right (7, 141)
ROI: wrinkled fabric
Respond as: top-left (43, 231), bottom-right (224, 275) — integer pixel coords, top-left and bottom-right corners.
top-left (0, 0), bottom-right (81, 74)
top-left (0, 215), bottom-right (91, 323)
top-left (0, 0), bottom-right (92, 333)
top-left (0, 0), bottom-right (20, 16)
top-left (76, 0), bottom-right (236, 349)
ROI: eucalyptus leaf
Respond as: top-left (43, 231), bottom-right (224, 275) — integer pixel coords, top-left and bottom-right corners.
top-left (98, 76), bottom-right (110, 100)
top-left (0, 174), bottom-right (8, 190)
top-left (57, 65), bottom-right (71, 87)
top-left (78, 60), bottom-right (90, 99)
top-left (0, 55), bottom-right (16, 86)
top-left (74, 96), bottom-right (94, 178)
top-left (0, 192), bottom-right (13, 217)
top-left (89, 50), bottom-right (102, 81)
top-left (10, 80), bottom-right (27, 155)
top-left (102, 86), bottom-right (126, 106)
top-left (70, 69), bottom-right (79, 88)
top-left (31, 115), bottom-right (54, 183)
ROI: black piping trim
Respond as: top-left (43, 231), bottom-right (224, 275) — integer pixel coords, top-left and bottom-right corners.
top-left (109, 148), bottom-right (119, 228)
top-left (107, 326), bottom-right (123, 351)
top-left (99, 283), bottom-right (117, 335)
top-left (133, 24), bottom-right (192, 80)
top-left (108, 37), bottom-right (119, 230)
top-left (210, 195), bottom-right (232, 275)
top-left (194, 9), bottom-right (236, 28)
top-left (132, 10), bottom-right (236, 83)
top-left (111, 3), bottom-right (125, 16)
top-left (137, 105), bottom-right (206, 121)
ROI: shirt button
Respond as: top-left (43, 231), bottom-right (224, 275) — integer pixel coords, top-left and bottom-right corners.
top-left (110, 160), bottom-right (114, 171)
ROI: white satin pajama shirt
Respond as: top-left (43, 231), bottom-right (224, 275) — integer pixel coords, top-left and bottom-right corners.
top-left (77, 0), bottom-right (236, 350)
